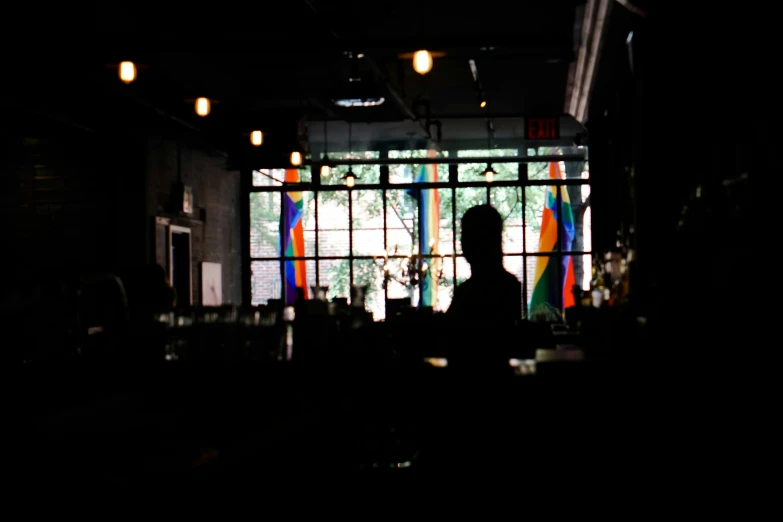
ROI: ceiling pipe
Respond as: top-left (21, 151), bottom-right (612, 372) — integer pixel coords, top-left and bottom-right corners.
top-left (300, 153), bottom-right (586, 166)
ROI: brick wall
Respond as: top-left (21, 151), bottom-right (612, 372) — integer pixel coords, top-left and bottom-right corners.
top-left (146, 137), bottom-right (241, 305)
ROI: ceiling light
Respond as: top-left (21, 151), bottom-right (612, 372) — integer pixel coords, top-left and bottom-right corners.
top-left (413, 50), bottom-right (433, 75)
top-left (333, 97), bottom-right (385, 107)
top-left (119, 61), bottom-right (136, 84)
top-left (250, 130), bottom-right (263, 146)
top-left (480, 100), bottom-right (487, 108)
top-left (195, 97), bottom-right (211, 116)
top-left (290, 151), bottom-right (302, 167)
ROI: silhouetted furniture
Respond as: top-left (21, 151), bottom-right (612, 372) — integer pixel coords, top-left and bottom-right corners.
top-left (79, 273), bottom-right (130, 359)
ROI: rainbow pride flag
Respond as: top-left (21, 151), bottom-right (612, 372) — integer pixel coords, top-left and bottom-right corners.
top-left (529, 162), bottom-right (576, 314)
top-left (408, 152), bottom-right (440, 307)
top-left (281, 169), bottom-right (308, 304)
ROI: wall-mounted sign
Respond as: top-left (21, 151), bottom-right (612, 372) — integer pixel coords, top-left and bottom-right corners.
top-left (526, 117), bottom-right (560, 140)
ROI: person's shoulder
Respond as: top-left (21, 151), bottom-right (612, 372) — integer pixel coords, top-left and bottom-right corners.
top-left (502, 269), bottom-right (521, 285)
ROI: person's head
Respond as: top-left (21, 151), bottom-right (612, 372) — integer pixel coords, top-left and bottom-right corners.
top-left (145, 263), bottom-right (168, 283)
top-left (460, 204), bottom-right (503, 266)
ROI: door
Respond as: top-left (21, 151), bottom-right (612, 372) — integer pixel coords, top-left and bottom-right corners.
top-left (169, 225), bottom-right (192, 306)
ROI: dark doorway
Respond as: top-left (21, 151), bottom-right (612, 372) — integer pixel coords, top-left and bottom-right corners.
top-left (169, 225), bottom-right (192, 306)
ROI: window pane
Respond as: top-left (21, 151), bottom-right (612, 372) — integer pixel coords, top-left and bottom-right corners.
top-left (436, 255), bottom-right (455, 313)
top-left (457, 149), bottom-right (517, 181)
top-left (387, 150), bottom-right (448, 184)
top-left (454, 187), bottom-right (488, 254)
top-left (386, 258), bottom-right (414, 306)
top-left (352, 259), bottom-right (384, 320)
top-left (317, 192), bottom-right (349, 257)
top-left (250, 192), bottom-right (280, 258)
top-left (491, 186), bottom-right (523, 254)
top-left (527, 148), bottom-right (588, 181)
top-left (527, 160), bottom-right (550, 180)
top-left (321, 151), bottom-right (380, 185)
top-left (319, 259), bottom-right (350, 299)
top-left (435, 188), bottom-right (455, 256)
top-left (385, 189), bottom-right (416, 256)
top-left (305, 260), bottom-right (317, 296)
top-left (252, 169), bottom-right (285, 186)
top-left (455, 255), bottom-right (471, 286)
top-left (251, 260), bottom-right (281, 306)
top-left (352, 190), bottom-right (384, 256)
top-left (297, 166), bottom-right (313, 184)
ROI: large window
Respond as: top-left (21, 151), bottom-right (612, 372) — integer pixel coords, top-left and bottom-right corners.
top-left (249, 147), bottom-right (591, 321)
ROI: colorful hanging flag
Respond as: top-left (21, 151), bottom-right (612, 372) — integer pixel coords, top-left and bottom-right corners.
top-left (281, 169), bottom-right (308, 304)
top-left (530, 161), bottom-right (576, 314)
top-left (407, 150), bottom-right (440, 307)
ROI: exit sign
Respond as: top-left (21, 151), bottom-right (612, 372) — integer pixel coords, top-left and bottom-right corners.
top-left (526, 117), bottom-right (560, 140)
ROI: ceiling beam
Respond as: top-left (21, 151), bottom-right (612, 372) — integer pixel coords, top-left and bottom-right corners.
top-left (565, 0), bottom-right (612, 122)
top-left (302, 0), bottom-right (436, 147)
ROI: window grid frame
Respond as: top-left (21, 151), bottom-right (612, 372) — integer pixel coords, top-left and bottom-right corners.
top-left (249, 162), bottom-right (590, 317)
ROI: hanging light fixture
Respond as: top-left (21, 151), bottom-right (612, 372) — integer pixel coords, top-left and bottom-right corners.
top-left (250, 130), bottom-right (263, 146)
top-left (119, 61), bottom-right (137, 84)
top-left (344, 169), bottom-right (356, 188)
top-left (290, 151), bottom-right (302, 167)
top-left (343, 121), bottom-right (358, 187)
top-left (195, 97), bottom-right (211, 117)
top-left (412, 50), bottom-right (433, 75)
top-left (480, 100), bottom-right (487, 108)
top-left (482, 164), bottom-right (496, 183)
top-left (320, 119), bottom-right (332, 177)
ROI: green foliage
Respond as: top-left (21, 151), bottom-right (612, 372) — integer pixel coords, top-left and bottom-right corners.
top-left (325, 259), bottom-right (380, 308)
top-left (249, 191), bottom-right (279, 254)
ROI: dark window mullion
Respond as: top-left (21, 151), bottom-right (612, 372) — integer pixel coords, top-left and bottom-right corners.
top-left (314, 189), bottom-right (320, 286)
top-left (449, 164), bottom-right (458, 298)
top-left (520, 162), bottom-right (528, 320)
top-left (348, 189), bottom-right (354, 288)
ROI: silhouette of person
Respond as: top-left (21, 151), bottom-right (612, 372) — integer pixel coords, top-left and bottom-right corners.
top-left (131, 263), bottom-right (176, 316)
top-left (447, 205), bottom-right (522, 323)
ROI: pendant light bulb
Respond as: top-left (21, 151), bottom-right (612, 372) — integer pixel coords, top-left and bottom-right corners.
top-left (413, 50), bottom-right (433, 75)
top-left (195, 97), bottom-right (211, 116)
top-left (290, 151), bottom-right (302, 167)
top-left (250, 130), bottom-right (263, 146)
top-left (483, 164), bottom-right (496, 183)
top-left (345, 169), bottom-right (356, 188)
top-left (119, 61), bottom-right (137, 84)
top-left (320, 163), bottom-right (331, 177)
